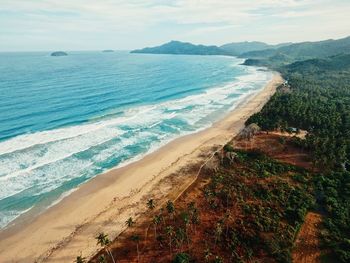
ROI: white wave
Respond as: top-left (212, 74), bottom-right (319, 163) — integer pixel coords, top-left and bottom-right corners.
top-left (0, 65), bottom-right (273, 228)
top-left (0, 127), bottom-right (125, 180)
top-left (0, 114), bottom-right (136, 156)
top-left (0, 205), bottom-right (34, 229)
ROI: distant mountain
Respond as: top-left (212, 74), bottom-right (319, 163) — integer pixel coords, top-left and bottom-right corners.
top-left (51, 51), bottom-right (67, 56)
top-left (241, 36), bottom-right (350, 68)
top-left (130, 40), bottom-right (230, 56)
top-left (220, 41), bottom-right (292, 56)
top-left (282, 54), bottom-right (350, 73)
top-left (241, 36), bottom-right (350, 60)
top-left (220, 41), bottom-right (270, 55)
top-left (102, 50), bottom-right (114, 52)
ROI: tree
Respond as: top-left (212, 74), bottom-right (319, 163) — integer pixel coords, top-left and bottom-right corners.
top-left (95, 232), bottom-right (115, 263)
top-left (126, 217), bottom-right (135, 227)
top-left (75, 254), bottom-right (86, 263)
top-left (165, 226), bottom-right (175, 255)
top-left (131, 234), bottom-right (141, 262)
top-left (180, 211), bottom-right (190, 246)
top-left (98, 255), bottom-right (107, 263)
top-left (166, 200), bottom-right (175, 212)
top-left (153, 214), bottom-right (162, 240)
top-left (191, 210), bottom-right (200, 234)
top-left (173, 252), bottom-right (190, 263)
top-left (214, 222), bottom-right (223, 246)
top-left (147, 198), bottom-right (155, 210)
top-left (204, 248), bottom-right (212, 262)
top-left (175, 227), bottom-right (186, 251)
top-left (166, 200), bottom-right (176, 220)
top-left (212, 256), bottom-right (224, 263)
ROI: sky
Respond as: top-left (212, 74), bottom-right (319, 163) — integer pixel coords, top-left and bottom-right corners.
top-left (0, 0), bottom-right (350, 51)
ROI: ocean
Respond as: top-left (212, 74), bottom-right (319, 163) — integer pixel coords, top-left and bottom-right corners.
top-left (0, 51), bottom-right (272, 229)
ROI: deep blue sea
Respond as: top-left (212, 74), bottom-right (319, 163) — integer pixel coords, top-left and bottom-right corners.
top-left (0, 51), bottom-right (272, 229)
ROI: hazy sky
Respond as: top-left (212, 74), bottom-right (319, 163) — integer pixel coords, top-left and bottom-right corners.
top-left (1, 0), bottom-right (350, 51)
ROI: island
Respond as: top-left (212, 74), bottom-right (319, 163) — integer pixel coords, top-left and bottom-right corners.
top-left (130, 40), bottom-right (230, 56)
top-left (131, 40), bottom-right (294, 57)
top-left (51, 51), bottom-right (68, 56)
top-left (102, 50), bottom-right (114, 52)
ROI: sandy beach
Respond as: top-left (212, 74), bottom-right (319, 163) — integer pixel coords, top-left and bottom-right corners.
top-left (0, 72), bottom-right (283, 263)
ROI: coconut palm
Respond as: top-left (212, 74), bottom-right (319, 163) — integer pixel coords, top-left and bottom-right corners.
top-left (153, 214), bottom-right (162, 240)
top-left (187, 202), bottom-right (196, 215)
top-left (223, 210), bottom-right (231, 237)
top-left (95, 232), bottom-right (115, 263)
top-left (75, 254), bottom-right (86, 263)
top-left (166, 200), bottom-right (175, 220)
top-left (130, 234), bottom-right (141, 262)
top-left (213, 256), bottom-right (224, 263)
top-left (180, 211), bottom-right (190, 246)
top-left (125, 217), bottom-right (135, 227)
top-left (214, 222), bottom-right (223, 246)
top-left (191, 210), bottom-right (200, 234)
top-left (204, 248), bottom-right (212, 262)
top-left (147, 198), bottom-right (155, 210)
top-left (175, 227), bottom-right (186, 251)
top-left (165, 226), bottom-right (175, 255)
top-left (98, 255), bottom-right (107, 263)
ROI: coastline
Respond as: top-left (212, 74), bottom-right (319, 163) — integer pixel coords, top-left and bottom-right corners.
top-left (0, 72), bottom-right (283, 263)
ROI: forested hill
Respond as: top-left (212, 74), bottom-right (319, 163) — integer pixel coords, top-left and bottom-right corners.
top-left (131, 40), bottom-right (293, 56)
top-left (241, 36), bottom-right (350, 67)
top-left (130, 41), bottom-right (230, 56)
top-left (246, 53), bottom-right (350, 262)
top-left (282, 53), bottom-right (350, 73)
top-left (219, 41), bottom-right (291, 56)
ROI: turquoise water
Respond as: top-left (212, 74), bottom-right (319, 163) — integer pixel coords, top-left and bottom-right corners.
top-left (0, 51), bottom-right (272, 228)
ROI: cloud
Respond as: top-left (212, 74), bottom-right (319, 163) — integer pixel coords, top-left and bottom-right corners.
top-left (0, 0), bottom-right (349, 50)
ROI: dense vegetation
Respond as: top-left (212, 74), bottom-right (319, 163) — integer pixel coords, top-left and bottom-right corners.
top-left (89, 148), bottom-right (314, 263)
top-left (88, 36), bottom-right (350, 262)
top-left (246, 53), bottom-right (350, 262)
top-left (240, 36), bottom-right (350, 66)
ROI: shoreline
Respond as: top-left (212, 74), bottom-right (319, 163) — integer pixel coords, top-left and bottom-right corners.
top-left (0, 72), bottom-right (283, 263)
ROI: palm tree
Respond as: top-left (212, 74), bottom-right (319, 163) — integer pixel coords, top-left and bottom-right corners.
top-left (191, 210), bottom-right (200, 234)
top-left (180, 212), bottom-right (190, 246)
top-left (166, 200), bottom-right (175, 220)
top-left (125, 217), bottom-right (135, 227)
top-left (95, 232), bottom-right (115, 263)
top-left (130, 234), bottom-right (141, 262)
top-left (98, 255), bottom-right (107, 263)
top-left (223, 211), bottom-right (231, 237)
top-left (165, 226), bottom-right (175, 255)
top-left (187, 202), bottom-right (196, 215)
top-left (175, 227), bottom-right (186, 252)
top-left (153, 214), bottom-right (162, 240)
top-left (214, 222), bottom-right (223, 246)
top-left (75, 254), bottom-right (86, 263)
top-left (147, 198), bottom-right (155, 210)
top-left (204, 248), bottom-right (212, 262)
top-left (213, 256), bottom-right (224, 263)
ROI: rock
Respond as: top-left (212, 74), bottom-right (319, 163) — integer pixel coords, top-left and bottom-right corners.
top-left (51, 51), bottom-right (68, 56)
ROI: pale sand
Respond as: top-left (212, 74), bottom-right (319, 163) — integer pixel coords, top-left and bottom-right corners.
top-left (0, 73), bottom-right (283, 263)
